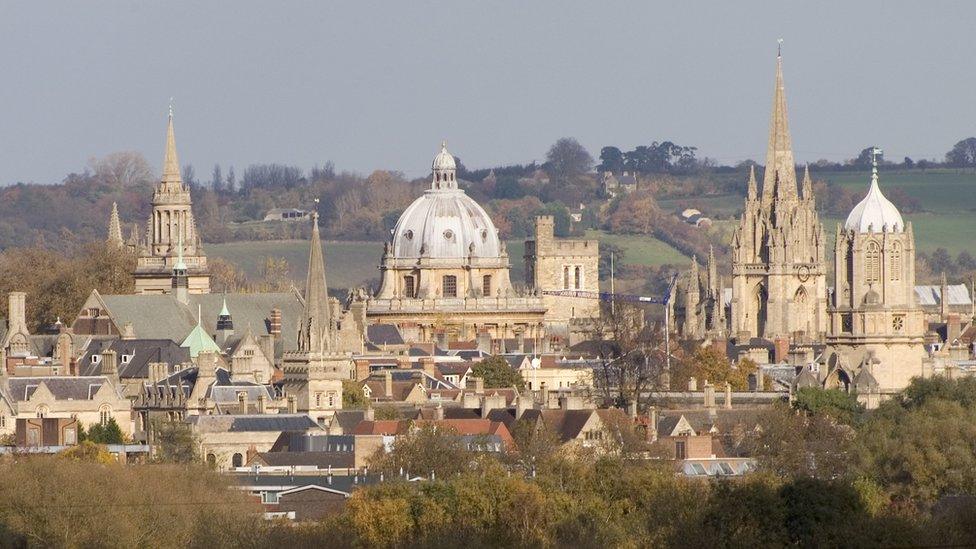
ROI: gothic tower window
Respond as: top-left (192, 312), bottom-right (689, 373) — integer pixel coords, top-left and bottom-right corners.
top-left (563, 266), bottom-right (570, 290)
top-left (574, 266), bottom-right (582, 289)
top-left (889, 241), bottom-right (902, 281)
top-left (794, 285), bottom-right (807, 304)
top-left (866, 241), bottom-right (881, 283)
top-left (754, 284), bottom-right (767, 337)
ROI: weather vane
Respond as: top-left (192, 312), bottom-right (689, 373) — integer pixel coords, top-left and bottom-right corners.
top-left (871, 147), bottom-right (883, 175)
top-left (777, 38), bottom-right (783, 57)
top-left (168, 96), bottom-right (174, 119)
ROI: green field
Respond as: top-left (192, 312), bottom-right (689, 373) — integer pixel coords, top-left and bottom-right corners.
top-left (208, 231), bottom-right (687, 290)
top-left (822, 169), bottom-right (976, 214)
top-left (209, 169), bottom-right (976, 289)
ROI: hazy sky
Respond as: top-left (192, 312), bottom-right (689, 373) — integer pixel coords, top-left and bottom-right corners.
top-left (1, 1), bottom-right (974, 185)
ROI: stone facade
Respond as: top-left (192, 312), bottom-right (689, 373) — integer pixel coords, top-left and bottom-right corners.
top-left (369, 144), bottom-right (547, 344)
top-left (132, 112), bottom-right (210, 294)
top-left (281, 213), bottom-right (353, 425)
top-left (524, 216), bottom-right (600, 325)
top-left (730, 54), bottom-right (827, 342)
top-left (672, 247), bottom-right (726, 339)
top-left (825, 160), bottom-right (927, 395)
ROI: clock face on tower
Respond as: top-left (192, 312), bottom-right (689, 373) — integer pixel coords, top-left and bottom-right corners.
top-left (797, 265), bottom-right (811, 282)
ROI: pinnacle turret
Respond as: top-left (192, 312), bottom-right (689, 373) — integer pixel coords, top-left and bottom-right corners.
top-left (802, 165), bottom-right (813, 200)
top-left (747, 165), bottom-right (757, 200)
top-left (108, 202), bottom-right (124, 248)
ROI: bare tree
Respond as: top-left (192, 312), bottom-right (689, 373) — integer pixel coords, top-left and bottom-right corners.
top-left (89, 151), bottom-right (153, 189)
top-left (586, 302), bottom-right (667, 409)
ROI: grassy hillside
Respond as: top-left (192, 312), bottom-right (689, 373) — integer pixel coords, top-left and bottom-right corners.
top-left (208, 169), bottom-right (976, 290)
top-left (208, 231), bottom-right (688, 290)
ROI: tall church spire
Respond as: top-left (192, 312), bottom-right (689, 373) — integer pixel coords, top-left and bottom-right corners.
top-left (107, 202), bottom-right (124, 248)
top-left (762, 47), bottom-right (798, 201)
top-left (161, 107), bottom-right (183, 190)
top-left (298, 210), bottom-right (332, 353)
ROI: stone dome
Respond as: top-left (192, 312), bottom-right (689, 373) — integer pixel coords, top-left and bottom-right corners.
top-left (845, 168), bottom-right (904, 233)
top-left (391, 143), bottom-right (502, 260)
top-left (432, 141), bottom-right (456, 171)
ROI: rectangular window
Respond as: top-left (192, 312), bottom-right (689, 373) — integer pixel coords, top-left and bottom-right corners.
top-left (404, 275), bottom-right (416, 298)
top-left (482, 275), bottom-right (492, 297)
top-left (442, 275), bottom-right (457, 298)
top-left (675, 440), bottom-right (687, 460)
top-left (261, 491), bottom-right (279, 504)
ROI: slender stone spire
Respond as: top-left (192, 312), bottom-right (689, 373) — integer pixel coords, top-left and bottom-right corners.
top-left (802, 165), bottom-right (813, 200)
top-left (160, 107), bottom-right (183, 191)
top-left (707, 245), bottom-right (718, 293)
top-left (298, 211), bottom-right (332, 353)
top-left (746, 165), bottom-right (757, 200)
top-left (762, 48), bottom-right (798, 202)
top-left (107, 202), bottom-right (124, 248)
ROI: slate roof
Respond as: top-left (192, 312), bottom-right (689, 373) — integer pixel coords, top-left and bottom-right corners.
top-left (366, 324), bottom-right (405, 346)
top-left (78, 339), bottom-right (189, 379)
top-left (252, 451), bottom-right (355, 469)
top-left (187, 414), bottom-right (320, 433)
top-left (915, 284), bottom-right (972, 307)
top-left (6, 376), bottom-right (120, 402)
top-left (94, 291), bottom-right (303, 352)
top-left (520, 409), bottom-right (595, 442)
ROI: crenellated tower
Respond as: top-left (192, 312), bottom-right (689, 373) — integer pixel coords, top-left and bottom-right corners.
top-left (730, 51), bottom-right (827, 341)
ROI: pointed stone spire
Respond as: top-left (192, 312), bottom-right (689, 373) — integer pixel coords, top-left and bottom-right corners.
top-left (941, 271), bottom-right (949, 320)
top-left (802, 165), bottom-right (813, 200)
top-left (762, 49), bottom-right (798, 202)
top-left (160, 107), bottom-right (183, 191)
top-left (707, 245), bottom-right (718, 294)
top-left (299, 211), bottom-right (332, 353)
top-left (107, 202), bottom-right (124, 248)
top-left (746, 165), bottom-right (757, 200)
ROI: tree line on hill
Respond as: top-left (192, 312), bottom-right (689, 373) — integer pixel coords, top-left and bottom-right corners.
top-left (3, 378), bottom-right (976, 547)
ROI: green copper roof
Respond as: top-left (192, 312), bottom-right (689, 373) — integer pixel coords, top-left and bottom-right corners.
top-left (180, 322), bottom-right (221, 358)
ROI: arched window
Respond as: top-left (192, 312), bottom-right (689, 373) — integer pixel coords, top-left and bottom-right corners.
top-left (232, 453), bottom-right (243, 468)
top-left (794, 285), bottom-right (807, 304)
top-left (563, 267), bottom-right (570, 290)
top-left (889, 241), bottom-right (902, 281)
top-left (36, 406), bottom-right (49, 419)
top-left (99, 405), bottom-right (111, 426)
top-left (206, 453), bottom-right (216, 467)
top-left (865, 241), bottom-right (881, 283)
top-left (482, 275), bottom-right (492, 297)
top-left (574, 266), bottom-right (582, 289)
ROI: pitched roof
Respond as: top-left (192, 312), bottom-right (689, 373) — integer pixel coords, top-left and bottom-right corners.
top-left (521, 409), bottom-right (595, 442)
top-left (187, 414), bottom-right (320, 433)
top-left (367, 324), bottom-right (405, 346)
top-left (94, 291), bottom-right (303, 351)
top-left (181, 321), bottom-right (221, 358)
top-left (5, 376), bottom-right (122, 402)
top-left (78, 339), bottom-right (190, 379)
top-left (349, 420), bottom-right (402, 435)
top-left (915, 284), bottom-right (972, 306)
top-left (251, 451), bottom-right (354, 469)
